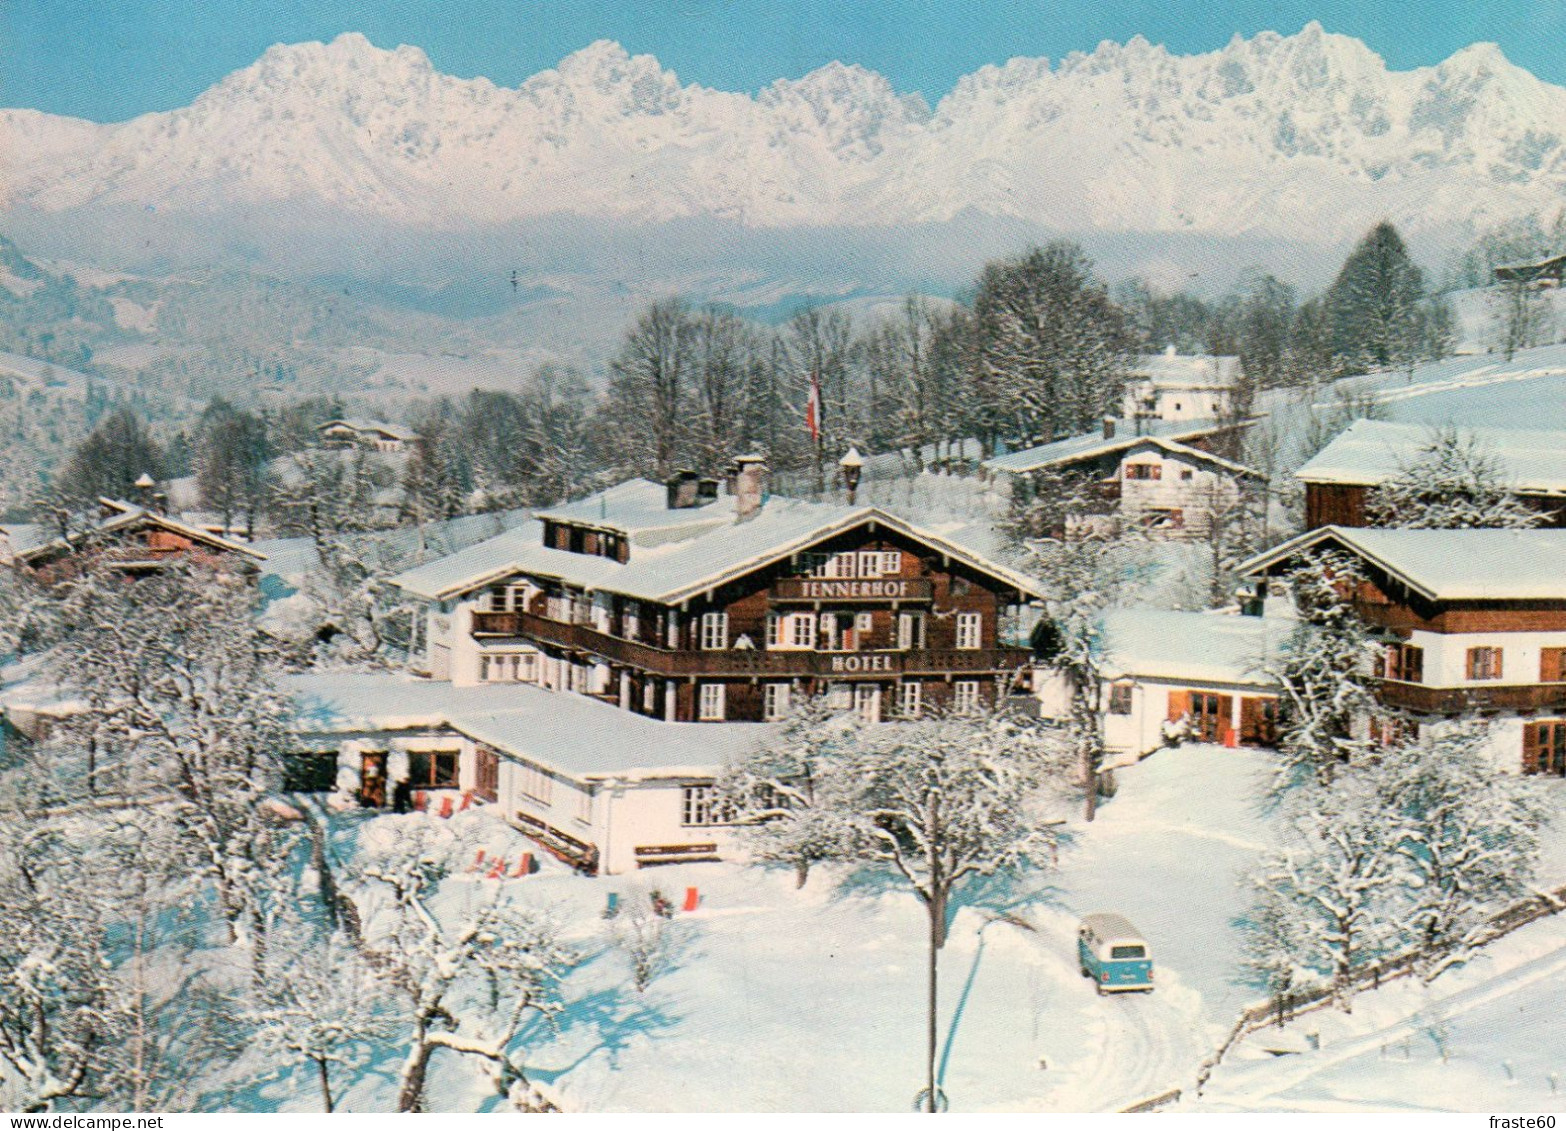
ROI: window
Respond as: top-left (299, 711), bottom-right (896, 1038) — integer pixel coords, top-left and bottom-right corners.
top-left (763, 682), bottom-right (792, 721)
top-left (1124, 463), bottom-right (1162, 480)
top-left (699, 611), bottom-right (729, 651)
top-left (858, 550), bottom-right (882, 578)
top-left (282, 752), bottom-right (338, 793)
top-left (855, 612), bottom-right (874, 635)
top-left (956, 612), bottom-right (982, 650)
top-left (518, 762), bottom-right (553, 804)
top-left (826, 682), bottom-right (853, 710)
top-left (897, 611), bottom-right (927, 651)
top-left (855, 684), bottom-right (881, 723)
top-left (1110, 944), bottom-right (1146, 960)
top-left (786, 612), bottom-right (816, 649)
top-left (1542, 647), bottom-right (1566, 683)
top-left (1179, 468), bottom-right (1193, 481)
top-left (953, 680), bottom-right (981, 714)
top-left (1467, 646), bottom-right (1504, 681)
top-left (506, 583), bottom-right (531, 612)
top-left (575, 787), bottom-right (593, 824)
top-left (474, 747), bottom-right (499, 802)
top-left (880, 550), bottom-right (902, 575)
top-left (408, 750), bottom-right (459, 789)
top-left (481, 652), bottom-right (535, 683)
top-left (1385, 643), bottom-right (1424, 683)
top-left (682, 785), bottom-right (730, 826)
top-left (699, 682), bottom-right (727, 721)
top-left (1108, 683), bottom-right (1133, 715)
top-left (766, 613), bottom-right (782, 648)
top-left (1523, 721), bottom-right (1566, 775)
top-left (818, 613), bottom-right (840, 651)
top-left (831, 552), bottom-right (858, 578)
top-left (898, 681), bottom-right (922, 718)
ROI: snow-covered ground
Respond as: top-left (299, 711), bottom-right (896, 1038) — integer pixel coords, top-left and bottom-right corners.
top-left (1194, 908), bottom-right (1566, 1113)
top-left (298, 743), bottom-right (1275, 1113)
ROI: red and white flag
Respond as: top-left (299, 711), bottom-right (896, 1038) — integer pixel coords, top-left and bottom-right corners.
top-left (806, 372), bottom-right (822, 442)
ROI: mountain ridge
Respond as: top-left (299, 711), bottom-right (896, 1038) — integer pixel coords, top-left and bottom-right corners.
top-left (6, 22), bottom-right (1566, 241)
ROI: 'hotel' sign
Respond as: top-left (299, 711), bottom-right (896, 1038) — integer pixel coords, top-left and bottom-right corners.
top-left (774, 578), bottom-right (932, 602)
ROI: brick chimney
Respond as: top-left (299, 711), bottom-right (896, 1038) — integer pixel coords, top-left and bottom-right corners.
top-left (734, 455), bottom-right (767, 521)
top-left (665, 470), bottom-right (701, 509)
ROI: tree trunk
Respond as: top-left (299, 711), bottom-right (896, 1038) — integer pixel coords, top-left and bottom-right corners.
top-left (315, 1056), bottom-right (335, 1113)
top-left (398, 1038), bottom-right (433, 1113)
top-left (795, 859), bottom-right (811, 889)
top-left (925, 899), bottom-right (939, 1113)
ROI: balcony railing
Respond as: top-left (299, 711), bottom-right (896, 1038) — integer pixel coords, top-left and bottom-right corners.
top-left (472, 610), bottom-right (1032, 678)
top-left (1378, 679), bottom-right (1566, 714)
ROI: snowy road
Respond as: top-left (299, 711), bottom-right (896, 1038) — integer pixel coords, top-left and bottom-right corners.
top-left (1062, 988), bottom-right (1202, 1111)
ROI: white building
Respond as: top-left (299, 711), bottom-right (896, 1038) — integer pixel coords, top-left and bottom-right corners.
top-left (1122, 349), bottom-right (1242, 424)
top-left (317, 418), bottom-right (421, 453)
top-left (984, 420), bottom-right (1262, 539)
top-left (287, 671), bottom-right (768, 874)
top-left (1036, 608), bottom-right (1285, 759)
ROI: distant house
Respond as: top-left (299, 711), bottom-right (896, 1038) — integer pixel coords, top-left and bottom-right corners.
top-left (1493, 252), bottom-right (1566, 287)
top-left (1035, 609), bottom-right (1285, 758)
top-left (317, 418), bottom-right (420, 453)
top-left (1297, 420), bottom-right (1566, 530)
top-left (984, 418), bottom-right (1263, 539)
top-left (7, 498), bottom-right (266, 584)
top-left (1241, 524), bottom-right (1566, 776)
top-left (1122, 349), bottom-right (1243, 425)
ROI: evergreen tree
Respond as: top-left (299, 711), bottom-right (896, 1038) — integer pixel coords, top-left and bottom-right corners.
top-left (1326, 222), bottom-right (1429, 374)
top-left (56, 408), bottom-right (165, 505)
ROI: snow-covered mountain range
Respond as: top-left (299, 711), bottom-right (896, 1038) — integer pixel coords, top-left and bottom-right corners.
top-left (5, 22), bottom-right (1566, 243)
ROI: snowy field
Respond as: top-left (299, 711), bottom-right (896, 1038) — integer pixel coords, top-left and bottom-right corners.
top-left (290, 744), bottom-right (1275, 1113)
top-left (1194, 910), bottom-right (1566, 1113)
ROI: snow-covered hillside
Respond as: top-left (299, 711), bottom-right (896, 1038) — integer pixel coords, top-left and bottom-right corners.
top-left (6, 24), bottom-right (1566, 243)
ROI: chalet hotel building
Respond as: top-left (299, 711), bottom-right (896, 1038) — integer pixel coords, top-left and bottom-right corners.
top-left (393, 458), bottom-right (1045, 723)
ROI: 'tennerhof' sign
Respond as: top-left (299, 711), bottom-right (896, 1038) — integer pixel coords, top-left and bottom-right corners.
top-left (774, 578), bottom-right (932, 601)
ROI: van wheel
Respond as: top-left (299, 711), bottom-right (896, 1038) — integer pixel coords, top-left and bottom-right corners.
top-left (1080, 965), bottom-right (1089, 978)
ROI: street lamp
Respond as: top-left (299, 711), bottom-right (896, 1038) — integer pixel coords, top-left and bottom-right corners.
top-left (840, 446), bottom-right (864, 505)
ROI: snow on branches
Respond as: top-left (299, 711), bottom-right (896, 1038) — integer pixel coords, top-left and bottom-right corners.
top-left (1364, 428), bottom-right (1544, 530)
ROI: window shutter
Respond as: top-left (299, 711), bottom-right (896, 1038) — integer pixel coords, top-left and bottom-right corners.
top-left (1542, 648), bottom-right (1565, 683)
top-left (1166, 690), bottom-right (1188, 722)
top-left (1523, 723), bottom-right (1543, 774)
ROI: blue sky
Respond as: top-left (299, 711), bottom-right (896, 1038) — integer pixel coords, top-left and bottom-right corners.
top-left (4, 0), bottom-right (1561, 122)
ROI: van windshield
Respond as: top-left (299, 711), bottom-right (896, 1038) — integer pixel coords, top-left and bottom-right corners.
top-left (1110, 944), bottom-right (1146, 959)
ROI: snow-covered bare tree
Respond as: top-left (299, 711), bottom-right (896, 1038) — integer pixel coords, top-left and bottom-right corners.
top-left (719, 696), bottom-right (864, 888)
top-left (605, 297), bottom-right (696, 480)
top-left (1023, 536), bottom-right (1143, 820)
top-left (1252, 771), bottom-right (1409, 1010)
top-left (606, 889), bottom-right (676, 994)
top-left (1381, 726), bottom-right (1547, 972)
top-left (1492, 278), bottom-right (1555, 361)
top-left (1364, 428), bottom-right (1545, 530)
top-left (728, 704), bottom-right (1063, 1111)
top-left (355, 834), bottom-right (575, 1112)
top-left (1267, 549), bottom-right (1384, 792)
top-left (971, 242), bottom-right (1135, 449)
top-left (239, 916), bottom-right (393, 1112)
top-left (269, 447), bottom-right (382, 551)
top-left (48, 561), bottom-right (297, 952)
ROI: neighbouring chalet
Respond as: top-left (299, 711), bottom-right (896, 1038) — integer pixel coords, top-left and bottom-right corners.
top-left (286, 671), bottom-right (765, 875)
top-left (1297, 420), bottom-right (1566, 530)
top-left (1122, 348), bottom-right (1243, 425)
top-left (1036, 609), bottom-right (1285, 758)
top-left (317, 418), bottom-right (421, 453)
top-left (983, 418), bottom-right (1262, 539)
top-left (2, 498), bottom-right (267, 584)
top-left (1494, 252), bottom-right (1566, 287)
top-left (390, 460), bottom-right (1045, 724)
top-left (1241, 525), bottom-right (1566, 776)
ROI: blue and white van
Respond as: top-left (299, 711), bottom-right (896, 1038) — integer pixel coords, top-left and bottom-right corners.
top-left (1078, 912), bottom-right (1154, 994)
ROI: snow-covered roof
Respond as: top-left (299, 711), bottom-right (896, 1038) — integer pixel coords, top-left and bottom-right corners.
top-left (285, 671), bottom-right (768, 780)
top-left (391, 492), bottom-right (1047, 605)
top-left (1130, 351), bottom-right (1241, 389)
top-left (318, 418), bottom-right (419, 442)
top-left (1097, 609), bottom-right (1284, 687)
top-left (983, 421), bottom-right (1256, 476)
top-left (15, 505), bottom-right (267, 564)
top-left (1239, 525), bottom-right (1566, 602)
top-left (1296, 419), bottom-right (1566, 496)
top-left (535, 479), bottom-right (736, 539)
top-left (0, 523), bottom-right (47, 560)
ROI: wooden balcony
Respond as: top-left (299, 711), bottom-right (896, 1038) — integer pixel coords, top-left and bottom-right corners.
top-left (472, 610), bottom-right (1032, 678)
top-left (1378, 679), bottom-right (1566, 714)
